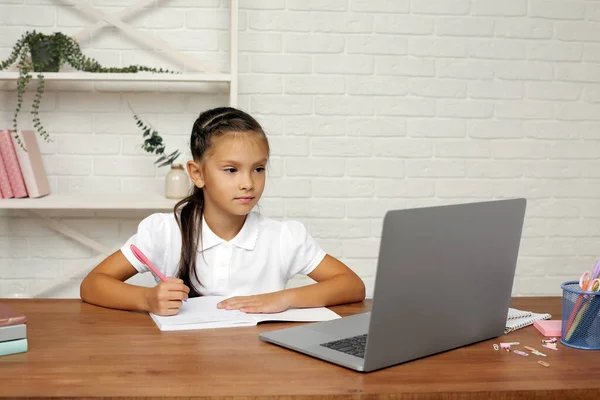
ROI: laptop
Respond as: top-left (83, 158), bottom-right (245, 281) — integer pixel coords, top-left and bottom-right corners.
top-left (259, 198), bottom-right (527, 372)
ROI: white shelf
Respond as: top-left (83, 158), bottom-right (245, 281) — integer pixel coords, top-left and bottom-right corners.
top-left (0, 71), bottom-right (231, 83)
top-left (0, 193), bottom-right (179, 210)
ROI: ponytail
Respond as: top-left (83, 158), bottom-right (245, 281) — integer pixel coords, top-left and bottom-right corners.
top-left (174, 187), bottom-right (204, 297)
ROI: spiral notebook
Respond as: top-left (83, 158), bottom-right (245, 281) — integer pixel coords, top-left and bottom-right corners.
top-left (505, 307), bottom-right (551, 334)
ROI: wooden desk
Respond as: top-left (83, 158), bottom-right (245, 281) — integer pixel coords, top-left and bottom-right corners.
top-left (1, 298), bottom-right (599, 399)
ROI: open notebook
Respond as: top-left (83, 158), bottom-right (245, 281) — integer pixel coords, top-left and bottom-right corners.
top-left (505, 307), bottom-right (551, 334)
top-left (150, 296), bottom-right (341, 331)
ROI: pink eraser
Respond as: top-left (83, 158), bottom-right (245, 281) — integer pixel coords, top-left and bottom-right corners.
top-left (533, 320), bottom-right (561, 337)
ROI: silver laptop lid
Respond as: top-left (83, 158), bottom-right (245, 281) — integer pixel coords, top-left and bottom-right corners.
top-left (363, 198), bottom-right (526, 371)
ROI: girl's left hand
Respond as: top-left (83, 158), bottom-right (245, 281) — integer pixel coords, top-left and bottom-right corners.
top-left (217, 291), bottom-right (293, 313)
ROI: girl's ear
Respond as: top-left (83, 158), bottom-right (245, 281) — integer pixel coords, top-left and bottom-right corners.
top-left (186, 160), bottom-right (204, 188)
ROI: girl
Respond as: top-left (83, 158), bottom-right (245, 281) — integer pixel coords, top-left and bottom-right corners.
top-left (80, 107), bottom-right (365, 316)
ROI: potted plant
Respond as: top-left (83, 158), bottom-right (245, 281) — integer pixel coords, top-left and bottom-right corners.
top-left (0, 30), bottom-right (174, 147)
top-left (130, 105), bottom-right (188, 199)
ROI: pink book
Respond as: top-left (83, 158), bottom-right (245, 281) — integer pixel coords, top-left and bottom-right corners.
top-left (10, 131), bottom-right (50, 198)
top-left (0, 303), bottom-right (27, 327)
top-left (0, 150), bottom-right (14, 198)
top-left (0, 130), bottom-right (28, 198)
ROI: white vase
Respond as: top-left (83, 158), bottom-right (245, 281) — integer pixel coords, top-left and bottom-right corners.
top-left (165, 164), bottom-right (190, 199)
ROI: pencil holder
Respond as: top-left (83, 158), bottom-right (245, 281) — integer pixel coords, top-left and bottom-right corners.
top-left (560, 281), bottom-right (600, 350)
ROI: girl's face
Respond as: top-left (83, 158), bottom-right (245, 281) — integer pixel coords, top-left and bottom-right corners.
top-left (191, 133), bottom-right (268, 218)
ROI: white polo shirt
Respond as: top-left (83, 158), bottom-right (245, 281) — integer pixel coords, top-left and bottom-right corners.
top-left (120, 212), bottom-right (326, 296)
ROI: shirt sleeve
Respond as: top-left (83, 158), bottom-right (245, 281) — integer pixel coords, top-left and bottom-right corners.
top-left (120, 213), bottom-right (170, 281)
top-left (280, 220), bottom-right (326, 279)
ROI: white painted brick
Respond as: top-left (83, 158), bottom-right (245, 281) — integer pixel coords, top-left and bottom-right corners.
top-left (2, 6), bottom-right (54, 25)
top-left (284, 76), bottom-right (345, 95)
top-left (347, 117), bottom-right (406, 137)
top-left (529, 42), bottom-right (583, 62)
top-left (56, 177), bottom-right (121, 194)
top-left (409, 79), bottom-right (466, 98)
top-left (436, 180), bottom-right (494, 198)
top-left (375, 179), bottom-right (435, 197)
top-left (314, 55), bottom-right (373, 75)
top-left (583, 85), bottom-right (600, 103)
top-left (376, 57), bottom-right (435, 77)
top-left (251, 96), bottom-right (312, 115)
top-left (411, 0), bottom-right (470, 15)
top-left (346, 198), bottom-right (407, 218)
top-left (374, 15), bottom-right (434, 34)
top-left (287, 0), bottom-right (347, 11)
top-left (435, 140), bottom-right (491, 158)
top-left (556, 103), bottom-right (600, 121)
top-left (42, 113), bottom-right (93, 133)
top-left (546, 218), bottom-right (600, 237)
top-left (409, 38), bottom-right (468, 57)
top-left (519, 238), bottom-right (577, 257)
top-left (347, 159), bottom-right (405, 178)
top-left (493, 180), bottom-right (553, 199)
top-left (239, 0), bottom-right (284, 9)
top-left (495, 19), bottom-right (554, 39)
top-left (286, 199), bottom-right (345, 218)
top-left (551, 141), bottom-right (600, 159)
top-left (521, 219), bottom-right (549, 238)
top-left (95, 113), bottom-right (154, 135)
top-left (554, 181), bottom-right (600, 198)
top-left (284, 34), bottom-right (344, 54)
top-left (347, 35), bottom-right (407, 55)
top-left (435, 17), bottom-right (494, 37)
top-left (557, 64), bottom-right (600, 83)
top-left (311, 13), bottom-right (373, 33)
top-left (268, 136), bottom-right (309, 156)
top-left (467, 120), bottom-right (523, 139)
top-left (254, 116), bottom-right (284, 137)
top-left (0, 237), bottom-right (28, 258)
top-left (406, 160), bottom-right (465, 178)
top-left (490, 141), bottom-right (549, 159)
top-left (581, 123), bottom-right (600, 140)
top-left (57, 93), bottom-right (115, 112)
top-left (283, 116), bottom-right (346, 136)
top-left (527, 83), bottom-right (581, 101)
top-left (250, 55), bottom-right (311, 73)
top-left (557, 22), bottom-right (600, 42)
top-left (186, 9), bottom-right (229, 29)
top-left (472, 0), bottom-right (527, 16)
top-left (524, 121), bottom-right (579, 140)
top-left (239, 33), bottom-right (282, 53)
top-left (312, 138), bottom-right (373, 157)
top-left (527, 199), bottom-right (581, 218)
top-left (578, 200), bottom-right (600, 217)
top-left (133, 8), bottom-right (185, 29)
top-left (263, 178), bottom-right (311, 197)
top-left (496, 101), bottom-right (554, 120)
top-left (469, 40), bottom-right (526, 60)
top-left (523, 161), bottom-right (580, 179)
top-left (57, 135), bottom-right (120, 155)
top-left (436, 59), bottom-right (494, 79)
top-left (248, 11), bottom-right (311, 32)
top-left (342, 239), bottom-right (380, 259)
top-left (309, 219), bottom-right (371, 239)
top-left (374, 139), bottom-right (432, 158)
top-left (468, 81), bottom-right (523, 100)
top-left (256, 198), bottom-right (285, 218)
top-left (315, 96), bottom-right (374, 116)
top-left (495, 61), bottom-right (553, 81)
top-left (530, 0), bottom-right (585, 20)
top-left (408, 119), bottom-right (466, 138)
top-left (0, 27), bottom-right (25, 46)
top-left (3, 91), bottom-right (56, 113)
top-left (466, 161), bottom-right (523, 178)
top-left (437, 100), bottom-right (494, 118)
top-left (44, 155), bottom-right (92, 176)
top-left (346, 76), bottom-right (407, 96)
top-left (312, 179), bottom-right (374, 197)
top-left (374, 98), bottom-right (436, 117)
top-left (95, 157), bottom-right (156, 177)
top-left (285, 158), bottom-right (345, 177)
top-left (239, 75), bottom-right (283, 94)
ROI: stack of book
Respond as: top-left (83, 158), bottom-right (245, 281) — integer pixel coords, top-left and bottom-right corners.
top-left (0, 303), bottom-right (28, 356)
top-left (0, 130), bottom-right (50, 199)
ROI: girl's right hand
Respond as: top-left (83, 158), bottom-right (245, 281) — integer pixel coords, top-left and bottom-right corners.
top-left (144, 277), bottom-right (190, 316)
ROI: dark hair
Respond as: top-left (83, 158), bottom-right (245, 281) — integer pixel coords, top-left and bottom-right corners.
top-left (174, 107), bottom-right (269, 297)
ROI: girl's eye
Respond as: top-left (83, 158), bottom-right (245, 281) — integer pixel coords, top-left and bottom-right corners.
top-left (224, 168), bottom-right (237, 173)
top-left (255, 167), bottom-right (265, 173)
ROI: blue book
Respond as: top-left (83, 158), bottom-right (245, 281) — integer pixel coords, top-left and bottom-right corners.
top-left (0, 338), bottom-right (27, 356)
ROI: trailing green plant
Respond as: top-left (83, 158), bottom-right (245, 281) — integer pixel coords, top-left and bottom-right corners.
top-left (0, 30), bottom-right (175, 147)
top-left (129, 104), bottom-right (180, 168)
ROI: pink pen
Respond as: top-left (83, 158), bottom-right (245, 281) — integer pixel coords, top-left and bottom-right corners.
top-left (130, 244), bottom-right (167, 282)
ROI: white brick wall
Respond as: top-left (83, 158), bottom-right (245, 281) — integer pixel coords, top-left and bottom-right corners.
top-left (1, 0), bottom-right (600, 299)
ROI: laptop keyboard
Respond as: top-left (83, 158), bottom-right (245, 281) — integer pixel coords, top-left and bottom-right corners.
top-left (320, 334), bottom-right (367, 358)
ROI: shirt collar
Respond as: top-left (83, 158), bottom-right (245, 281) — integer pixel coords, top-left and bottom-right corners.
top-left (200, 213), bottom-right (259, 252)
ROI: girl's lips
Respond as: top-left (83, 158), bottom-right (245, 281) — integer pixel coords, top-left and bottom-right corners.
top-left (235, 197), bottom-right (254, 204)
